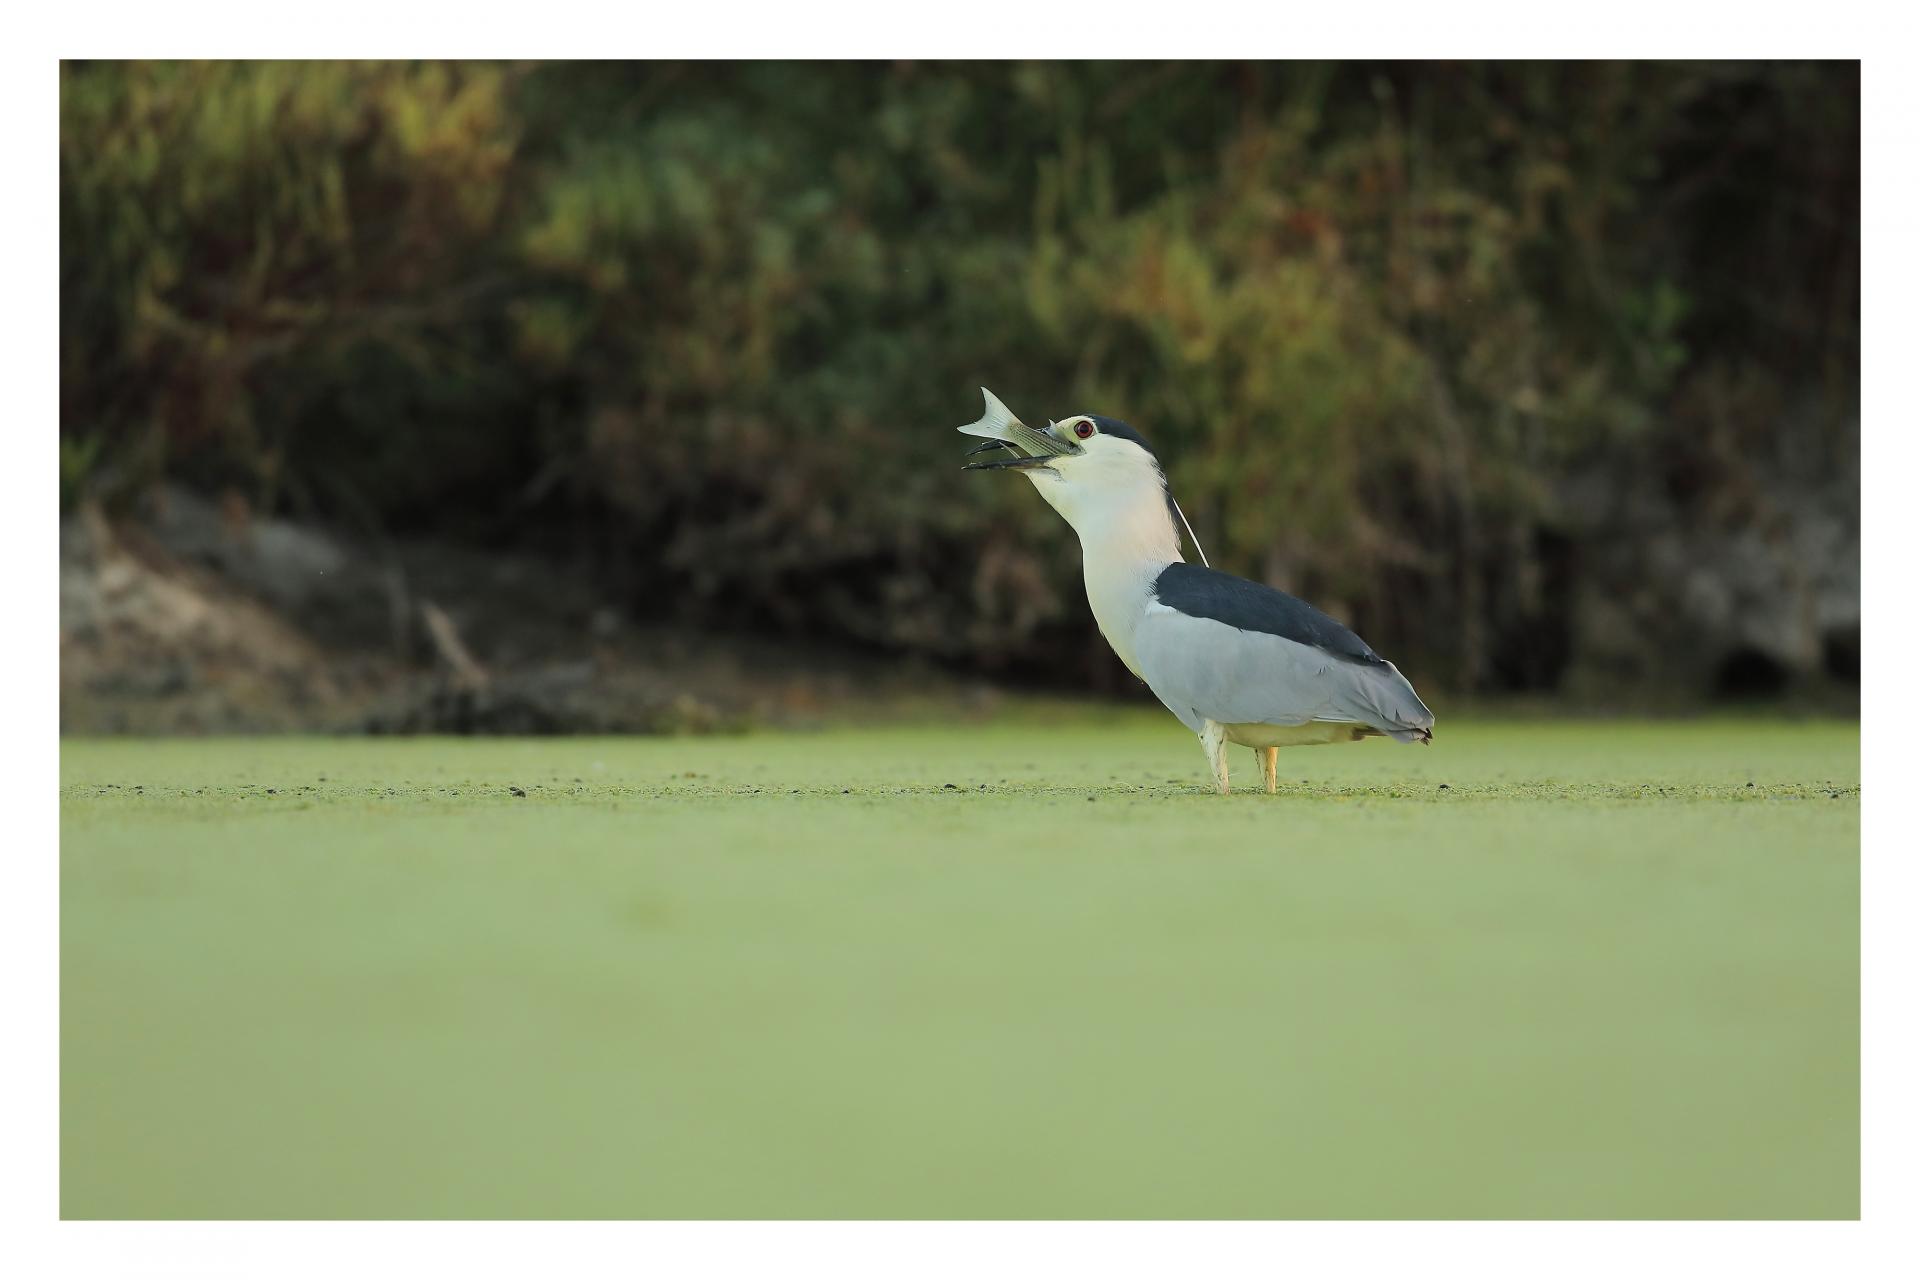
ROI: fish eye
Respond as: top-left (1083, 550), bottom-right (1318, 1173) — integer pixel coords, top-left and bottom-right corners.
top-left (1073, 419), bottom-right (1095, 440)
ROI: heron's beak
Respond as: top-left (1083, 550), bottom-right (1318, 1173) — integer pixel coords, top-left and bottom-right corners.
top-left (957, 387), bottom-right (1079, 472)
top-left (963, 427), bottom-right (1079, 471)
top-left (963, 450), bottom-right (1056, 471)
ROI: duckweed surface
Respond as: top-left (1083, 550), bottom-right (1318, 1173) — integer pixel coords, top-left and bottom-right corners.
top-left (61, 717), bottom-right (1859, 1218)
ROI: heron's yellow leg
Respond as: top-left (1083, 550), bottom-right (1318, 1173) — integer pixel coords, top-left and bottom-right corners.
top-left (1259, 746), bottom-right (1279, 794)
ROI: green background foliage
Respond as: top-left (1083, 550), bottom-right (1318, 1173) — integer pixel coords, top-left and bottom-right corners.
top-left (60, 61), bottom-right (1859, 692)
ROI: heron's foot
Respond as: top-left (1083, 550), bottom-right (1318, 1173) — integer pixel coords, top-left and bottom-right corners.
top-left (1259, 746), bottom-right (1279, 795)
top-left (1200, 720), bottom-right (1231, 795)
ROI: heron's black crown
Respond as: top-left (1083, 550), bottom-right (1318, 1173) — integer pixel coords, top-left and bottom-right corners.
top-left (1082, 415), bottom-right (1157, 459)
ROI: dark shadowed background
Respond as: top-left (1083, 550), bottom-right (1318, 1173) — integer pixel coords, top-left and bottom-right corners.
top-left (58, 61), bottom-right (1860, 733)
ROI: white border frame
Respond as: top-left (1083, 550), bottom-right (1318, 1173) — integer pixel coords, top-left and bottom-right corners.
top-left (12, 5), bottom-right (1911, 1276)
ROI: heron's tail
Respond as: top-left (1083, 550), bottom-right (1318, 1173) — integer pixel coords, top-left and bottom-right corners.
top-left (1342, 660), bottom-right (1434, 745)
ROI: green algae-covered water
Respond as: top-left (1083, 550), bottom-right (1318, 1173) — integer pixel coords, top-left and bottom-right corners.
top-left (60, 717), bottom-right (1859, 1218)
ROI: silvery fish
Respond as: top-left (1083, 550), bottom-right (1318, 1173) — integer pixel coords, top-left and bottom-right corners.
top-left (956, 387), bottom-right (1074, 461)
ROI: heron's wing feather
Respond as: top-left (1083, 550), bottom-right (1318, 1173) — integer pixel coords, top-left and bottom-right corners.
top-left (1134, 603), bottom-right (1434, 741)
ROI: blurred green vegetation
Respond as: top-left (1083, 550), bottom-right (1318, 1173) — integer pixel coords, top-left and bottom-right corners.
top-left (60, 62), bottom-right (1859, 692)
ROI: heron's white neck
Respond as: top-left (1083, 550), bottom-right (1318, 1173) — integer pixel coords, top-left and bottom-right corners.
top-left (1028, 471), bottom-right (1183, 678)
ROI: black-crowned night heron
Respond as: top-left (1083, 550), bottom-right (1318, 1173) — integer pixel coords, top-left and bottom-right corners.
top-left (961, 388), bottom-right (1434, 795)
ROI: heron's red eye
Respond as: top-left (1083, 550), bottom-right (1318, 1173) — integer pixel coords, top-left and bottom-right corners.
top-left (1073, 420), bottom-right (1095, 440)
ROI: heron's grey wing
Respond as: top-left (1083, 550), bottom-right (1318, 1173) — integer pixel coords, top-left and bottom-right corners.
top-left (1133, 602), bottom-right (1434, 741)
